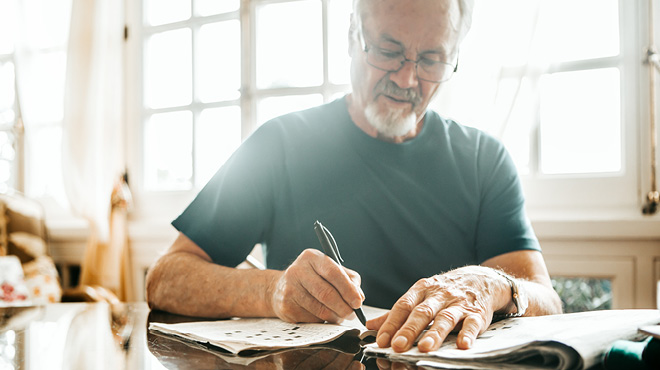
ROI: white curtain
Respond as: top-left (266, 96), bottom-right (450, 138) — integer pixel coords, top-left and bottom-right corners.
top-left (62, 0), bottom-right (134, 300)
top-left (13, 0), bottom-right (71, 201)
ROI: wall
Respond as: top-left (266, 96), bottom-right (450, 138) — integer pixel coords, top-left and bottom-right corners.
top-left (49, 219), bottom-right (660, 307)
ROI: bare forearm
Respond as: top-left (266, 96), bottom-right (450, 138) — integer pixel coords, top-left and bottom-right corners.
top-left (519, 279), bottom-right (562, 316)
top-left (483, 250), bottom-right (562, 317)
top-left (146, 252), bottom-right (282, 318)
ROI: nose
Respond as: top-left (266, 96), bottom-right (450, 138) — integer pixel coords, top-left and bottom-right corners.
top-left (389, 59), bottom-right (419, 89)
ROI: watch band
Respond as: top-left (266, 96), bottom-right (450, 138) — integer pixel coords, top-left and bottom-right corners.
top-left (493, 269), bottom-right (527, 318)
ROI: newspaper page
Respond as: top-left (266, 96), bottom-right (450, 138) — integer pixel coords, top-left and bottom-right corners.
top-left (149, 306), bottom-right (385, 355)
top-left (364, 309), bottom-right (660, 370)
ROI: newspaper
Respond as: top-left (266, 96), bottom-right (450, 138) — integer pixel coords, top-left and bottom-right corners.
top-left (364, 309), bottom-right (660, 370)
top-left (148, 306), bottom-right (384, 355)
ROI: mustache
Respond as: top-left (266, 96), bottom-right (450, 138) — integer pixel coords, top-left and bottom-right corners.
top-left (376, 80), bottom-right (423, 106)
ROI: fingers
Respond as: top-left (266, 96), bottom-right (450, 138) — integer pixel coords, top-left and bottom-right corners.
top-left (456, 313), bottom-right (487, 349)
top-left (383, 302), bottom-right (487, 353)
top-left (390, 297), bottom-right (445, 352)
top-left (417, 305), bottom-right (465, 352)
top-left (272, 249), bottom-right (364, 323)
top-left (375, 288), bottom-right (425, 350)
top-left (309, 251), bottom-right (364, 310)
top-left (305, 265), bottom-right (356, 319)
top-left (292, 288), bottom-right (342, 323)
top-left (366, 311), bottom-right (389, 330)
top-left (375, 273), bottom-right (494, 353)
top-left (345, 267), bottom-right (366, 302)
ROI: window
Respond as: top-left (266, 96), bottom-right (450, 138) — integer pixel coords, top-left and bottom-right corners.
top-left (430, 0), bottom-right (642, 213)
top-left (1, 0), bottom-right (655, 220)
top-left (0, 0), bottom-right (70, 206)
top-left (129, 0), bottom-right (353, 219)
top-left (130, 0), bottom-right (653, 220)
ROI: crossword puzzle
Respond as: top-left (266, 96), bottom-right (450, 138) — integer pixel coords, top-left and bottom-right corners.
top-left (223, 326), bottom-right (306, 342)
top-left (151, 317), bottom-right (366, 354)
top-left (197, 319), bottom-right (352, 347)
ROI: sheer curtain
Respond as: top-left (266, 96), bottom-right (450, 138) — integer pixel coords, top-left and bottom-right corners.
top-left (61, 0), bottom-right (135, 301)
top-left (13, 0), bottom-right (70, 200)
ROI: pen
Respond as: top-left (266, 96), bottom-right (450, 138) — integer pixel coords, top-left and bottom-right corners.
top-left (314, 220), bottom-right (368, 326)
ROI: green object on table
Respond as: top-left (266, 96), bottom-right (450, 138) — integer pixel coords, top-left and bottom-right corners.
top-left (603, 337), bottom-right (660, 370)
top-left (643, 337), bottom-right (660, 367)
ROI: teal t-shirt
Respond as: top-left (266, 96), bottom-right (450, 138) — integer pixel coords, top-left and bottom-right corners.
top-left (172, 97), bottom-right (540, 309)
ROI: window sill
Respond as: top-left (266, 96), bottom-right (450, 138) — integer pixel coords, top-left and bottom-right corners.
top-left (46, 218), bottom-right (179, 242)
top-left (529, 208), bottom-right (660, 240)
top-left (46, 212), bottom-right (660, 242)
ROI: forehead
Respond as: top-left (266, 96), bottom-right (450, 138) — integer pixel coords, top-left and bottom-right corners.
top-left (358, 0), bottom-right (461, 52)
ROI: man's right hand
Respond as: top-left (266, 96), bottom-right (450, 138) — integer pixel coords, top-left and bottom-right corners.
top-left (269, 248), bottom-right (365, 323)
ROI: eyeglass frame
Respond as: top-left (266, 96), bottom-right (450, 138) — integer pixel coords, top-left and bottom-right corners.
top-left (356, 26), bottom-right (459, 83)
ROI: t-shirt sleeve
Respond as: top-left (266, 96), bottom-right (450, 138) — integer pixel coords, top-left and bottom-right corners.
top-left (171, 122), bottom-right (283, 267)
top-left (474, 134), bottom-right (540, 263)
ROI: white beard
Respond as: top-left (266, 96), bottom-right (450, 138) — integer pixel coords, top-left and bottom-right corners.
top-left (365, 101), bottom-right (417, 138)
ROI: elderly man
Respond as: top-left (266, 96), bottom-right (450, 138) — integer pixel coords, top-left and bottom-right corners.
top-left (146, 0), bottom-right (562, 354)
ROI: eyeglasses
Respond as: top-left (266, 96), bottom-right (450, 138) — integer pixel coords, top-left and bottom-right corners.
top-left (358, 29), bottom-right (458, 83)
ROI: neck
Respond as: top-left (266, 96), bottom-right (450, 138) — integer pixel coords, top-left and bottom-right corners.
top-left (346, 94), bottom-right (425, 143)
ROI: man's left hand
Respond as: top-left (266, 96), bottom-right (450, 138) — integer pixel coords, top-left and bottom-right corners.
top-left (366, 266), bottom-right (511, 353)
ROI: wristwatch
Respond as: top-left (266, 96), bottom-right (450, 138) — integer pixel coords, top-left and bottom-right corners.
top-left (493, 269), bottom-right (527, 318)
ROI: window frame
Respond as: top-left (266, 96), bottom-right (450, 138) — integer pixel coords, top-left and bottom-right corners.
top-left (519, 0), bottom-right (641, 214)
top-left (0, 0), bottom-right (70, 205)
top-left (124, 0), bottom-right (659, 221)
top-left (125, 0), bottom-right (353, 221)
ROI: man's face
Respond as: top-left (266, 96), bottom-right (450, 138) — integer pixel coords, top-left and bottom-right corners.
top-left (348, 0), bottom-right (461, 139)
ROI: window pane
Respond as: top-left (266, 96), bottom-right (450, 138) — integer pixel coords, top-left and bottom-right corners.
top-left (26, 126), bottom-right (65, 200)
top-left (144, 111), bottom-right (192, 191)
top-left (145, 29), bottom-right (192, 109)
top-left (0, 0), bottom-right (17, 54)
top-left (0, 109), bottom-right (14, 126)
top-left (0, 131), bottom-right (16, 163)
top-left (145, 0), bottom-right (191, 26)
top-left (256, 1), bottom-right (322, 89)
top-left (0, 131), bottom-right (16, 192)
top-left (197, 20), bottom-right (240, 103)
top-left (196, 106), bottom-right (241, 187)
top-left (0, 62), bottom-right (15, 114)
top-left (19, 0), bottom-right (71, 49)
top-left (195, 0), bottom-right (239, 16)
top-left (328, 0), bottom-right (352, 85)
top-left (551, 277), bottom-right (612, 313)
top-left (538, 0), bottom-right (619, 62)
top-left (257, 94), bottom-right (324, 126)
top-left (466, 0), bottom-right (541, 68)
top-left (499, 78), bottom-right (535, 175)
top-left (540, 68), bottom-right (620, 175)
top-left (20, 51), bottom-right (67, 123)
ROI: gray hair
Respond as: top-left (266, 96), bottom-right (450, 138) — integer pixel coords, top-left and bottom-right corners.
top-left (351, 0), bottom-right (474, 44)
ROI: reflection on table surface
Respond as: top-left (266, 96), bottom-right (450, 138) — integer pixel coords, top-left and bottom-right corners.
top-left (0, 302), bottom-right (419, 370)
